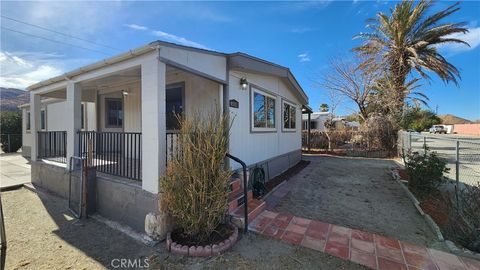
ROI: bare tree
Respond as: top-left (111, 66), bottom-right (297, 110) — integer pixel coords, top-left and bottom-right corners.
top-left (320, 57), bottom-right (376, 121)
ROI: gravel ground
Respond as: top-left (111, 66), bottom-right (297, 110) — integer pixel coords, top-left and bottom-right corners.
top-left (274, 155), bottom-right (447, 251)
top-left (2, 188), bottom-right (367, 269)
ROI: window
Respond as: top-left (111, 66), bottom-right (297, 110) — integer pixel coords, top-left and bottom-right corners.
top-left (252, 88), bottom-right (276, 131)
top-left (105, 99), bottom-right (123, 128)
top-left (81, 104), bottom-right (85, 129)
top-left (283, 101), bottom-right (296, 131)
top-left (26, 112), bottom-right (31, 131)
top-left (40, 110), bottom-right (46, 130)
top-left (166, 85), bottom-right (184, 130)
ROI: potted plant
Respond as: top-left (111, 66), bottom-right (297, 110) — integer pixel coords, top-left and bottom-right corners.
top-left (160, 110), bottom-right (238, 257)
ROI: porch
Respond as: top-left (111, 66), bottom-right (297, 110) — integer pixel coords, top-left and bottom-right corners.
top-left (29, 46), bottom-right (227, 194)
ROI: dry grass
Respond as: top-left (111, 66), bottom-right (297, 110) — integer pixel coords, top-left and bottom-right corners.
top-left (160, 110), bottom-right (232, 243)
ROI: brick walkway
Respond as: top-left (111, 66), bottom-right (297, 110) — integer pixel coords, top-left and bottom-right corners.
top-left (249, 210), bottom-right (480, 270)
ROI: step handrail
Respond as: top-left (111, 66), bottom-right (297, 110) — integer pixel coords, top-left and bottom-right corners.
top-left (226, 153), bottom-right (248, 232)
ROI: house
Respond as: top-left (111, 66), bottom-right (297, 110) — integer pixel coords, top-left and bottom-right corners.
top-left (19, 98), bottom-right (96, 158)
top-left (302, 111), bottom-right (331, 131)
top-left (25, 40), bottom-right (309, 236)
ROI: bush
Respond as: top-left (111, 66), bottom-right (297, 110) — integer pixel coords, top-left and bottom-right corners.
top-left (0, 112), bottom-right (22, 153)
top-left (359, 115), bottom-right (398, 152)
top-left (402, 149), bottom-right (449, 195)
top-left (160, 110), bottom-right (232, 243)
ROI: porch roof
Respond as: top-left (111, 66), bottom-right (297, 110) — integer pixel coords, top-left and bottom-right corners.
top-left (26, 40), bottom-right (309, 104)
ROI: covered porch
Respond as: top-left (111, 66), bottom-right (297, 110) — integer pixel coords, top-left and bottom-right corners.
top-left (29, 45), bottom-right (227, 194)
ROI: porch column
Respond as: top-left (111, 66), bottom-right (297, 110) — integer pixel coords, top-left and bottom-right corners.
top-left (66, 81), bottom-right (82, 168)
top-left (29, 92), bottom-right (40, 161)
top-left (141, 57), bottom-right (166, 194)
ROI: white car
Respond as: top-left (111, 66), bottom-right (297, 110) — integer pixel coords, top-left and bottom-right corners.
top-left (429, 125), bottom-right (447, 134)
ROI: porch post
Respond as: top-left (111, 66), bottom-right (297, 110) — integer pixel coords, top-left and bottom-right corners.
top-left (30, 92), bottom-right (41, 161)
top-left (66, 81), bottom-right (82, 168)
top-left (141, 57), bottom-right (166, 194)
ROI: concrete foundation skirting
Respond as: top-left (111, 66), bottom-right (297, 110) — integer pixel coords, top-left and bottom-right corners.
top-left (30, 161), bottom-right (158, 233)
top-left (244, 149), bottom-right (302, 182)
top-left (21, 145), bottom-right (31, 157)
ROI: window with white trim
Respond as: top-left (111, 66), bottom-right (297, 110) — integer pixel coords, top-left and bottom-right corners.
top-left (26, 111), bottom-right (31, 131)
top-left (251, 88), bottom-right (276, 131)
top-left (283, 101), bottom-right (296, 130)
top-left (40, 109), bottom-right (46, 130)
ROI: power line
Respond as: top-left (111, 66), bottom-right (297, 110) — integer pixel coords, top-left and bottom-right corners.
top-left (1, 26), bottom-right (110, 55)
top-left (1, 15), bottom-right (120, 51)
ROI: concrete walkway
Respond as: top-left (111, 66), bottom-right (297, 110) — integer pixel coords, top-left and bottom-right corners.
top-left (0, 153), bottom-right (31, 189)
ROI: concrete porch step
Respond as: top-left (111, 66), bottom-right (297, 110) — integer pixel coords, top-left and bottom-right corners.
top-left (230, 199), bottom-right (266, 229)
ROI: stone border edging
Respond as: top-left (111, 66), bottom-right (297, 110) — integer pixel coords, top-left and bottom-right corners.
top-left (166, 225), bottom-right (238, 257)
top-left (390, 168), bottom-right (480, 260)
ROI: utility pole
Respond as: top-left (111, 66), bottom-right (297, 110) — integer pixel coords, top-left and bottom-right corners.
top-left (435, 105), bottom-right (439, 115)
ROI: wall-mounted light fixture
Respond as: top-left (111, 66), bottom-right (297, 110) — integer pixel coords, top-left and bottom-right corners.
top-left (122, 89), bottom-right (129, 96)
top-left (240, 77), bottom-right (248, 90)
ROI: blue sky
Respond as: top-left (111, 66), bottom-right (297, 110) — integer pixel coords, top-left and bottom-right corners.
top-left (1, 1), bottom-right (479, 120)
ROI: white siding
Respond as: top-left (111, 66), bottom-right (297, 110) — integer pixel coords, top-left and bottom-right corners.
top-left (166, 71), bottom-right (221, 117)
top-left (228, 70), bottom-right (302, 169)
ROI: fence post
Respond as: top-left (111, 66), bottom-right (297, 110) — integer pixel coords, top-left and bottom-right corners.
top-left (408, 132), bottom-right (412, 152)
top-left (7, 134), bottom-right (11, 153)
top-left (455, 140), bottom-right (460, 212)
top-left (423, 136), bottom-right (427, 155)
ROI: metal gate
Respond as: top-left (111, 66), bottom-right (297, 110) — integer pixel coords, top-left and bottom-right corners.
top-left (68, 156), bottom-right (85, 219)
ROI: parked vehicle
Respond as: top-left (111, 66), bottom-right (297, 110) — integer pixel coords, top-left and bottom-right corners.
top-left (429, 125), bottom-right (447, 134)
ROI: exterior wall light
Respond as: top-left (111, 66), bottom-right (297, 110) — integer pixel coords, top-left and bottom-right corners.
top-left (240, 78), bottom-right (248, 90)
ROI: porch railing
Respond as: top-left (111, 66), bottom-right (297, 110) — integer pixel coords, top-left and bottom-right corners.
top-left (37, 131), bottom-right (67, 163)
top-left (166, 132), bottom-right (181, 164)
top-left (78, 131), bottom-right (142, 180)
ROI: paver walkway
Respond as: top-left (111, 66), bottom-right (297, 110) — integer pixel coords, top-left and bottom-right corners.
top-left (249, 210), bottom-right (480, 270)
top-left (249, 158), bottom-right (480, 270)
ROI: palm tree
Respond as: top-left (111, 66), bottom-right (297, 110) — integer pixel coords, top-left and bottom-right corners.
top-left (353, 0), bottom-right (469, 111)
top-left (320, 103), bottom-right (329, 112)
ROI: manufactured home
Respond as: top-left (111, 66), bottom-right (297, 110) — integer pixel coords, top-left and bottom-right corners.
top-left (25, 40), bottom-right (309, 237)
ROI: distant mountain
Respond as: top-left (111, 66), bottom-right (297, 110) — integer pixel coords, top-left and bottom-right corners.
top-left (0, 87), bottom-right (29, 112)
top-left (439, 114), bottom-right (472, 125)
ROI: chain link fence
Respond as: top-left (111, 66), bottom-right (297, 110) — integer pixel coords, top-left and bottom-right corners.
top-left (398, 131), bottom-right (480, 187)
top-left (398, 131), bottom-right (480, 252)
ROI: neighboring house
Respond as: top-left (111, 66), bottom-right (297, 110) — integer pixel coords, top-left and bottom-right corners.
top-left (26, 40), bottom-right (309, 235)
top-left (302, 111), bottom-right (331, 131)
top-left (19, 99), bottom-right (96, 157)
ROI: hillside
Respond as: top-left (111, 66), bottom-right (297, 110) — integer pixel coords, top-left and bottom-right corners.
top-left (439, 114), bottom-right (472, 125)
top-left (0, 87), bottom-right (29, 112)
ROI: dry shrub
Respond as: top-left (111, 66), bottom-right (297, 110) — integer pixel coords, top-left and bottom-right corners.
top-left (359, 115), bottom-right (397, 151)
top-left (160, 110), bottom-right (232, 243)
top-left (447, 182), bottom-right (480, 252)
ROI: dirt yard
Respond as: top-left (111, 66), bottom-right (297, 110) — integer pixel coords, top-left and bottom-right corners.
top-left (2, 188), bottom-right (368, 269)
top-left (274, 155), bottom-right (447, 251)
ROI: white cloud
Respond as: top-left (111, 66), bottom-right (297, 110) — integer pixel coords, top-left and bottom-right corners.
top-left (151, 30), bottom-right (209, 50)
top-left (0, 52), bottom-right (63, 89)
top-left (298, 53), bottom-right (311, 62)
top-left (441, 27), bottom-right (480, 53)
top-left (124, 24), bottom-right (148, 31)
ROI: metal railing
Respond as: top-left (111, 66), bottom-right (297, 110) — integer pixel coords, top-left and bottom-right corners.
top-left (166, 132), bottom-right (180, 164)
top-left (78, 131), bottom-right (142, 180)
top-left (37, 131), bottom-right (67, 163)
top-left (398, 131), bottom-right (480, 187)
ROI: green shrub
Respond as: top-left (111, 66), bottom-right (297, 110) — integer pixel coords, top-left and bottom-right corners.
top-left (403, 149), bottom-right (449, 195)
top-left (160, 110), bottom-right (232, 243)
top-left (0, 112), bottom-right (22, 153)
